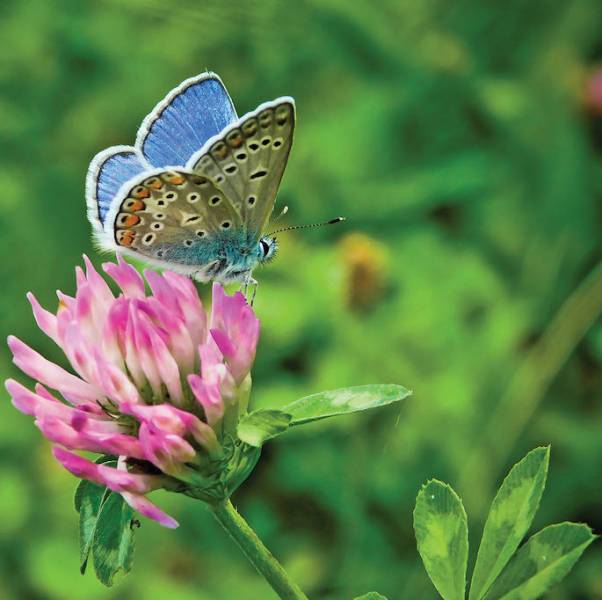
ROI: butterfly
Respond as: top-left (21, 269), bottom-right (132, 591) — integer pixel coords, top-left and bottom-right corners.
top-left (86, 72), bottom-right (296, 293)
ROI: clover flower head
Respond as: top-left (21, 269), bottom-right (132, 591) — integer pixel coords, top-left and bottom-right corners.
top-left (6, 256), bottom-right (260, 528)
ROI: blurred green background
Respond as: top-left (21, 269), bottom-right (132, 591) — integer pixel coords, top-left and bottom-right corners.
top-left (1, 0), bottom-right (601, 598)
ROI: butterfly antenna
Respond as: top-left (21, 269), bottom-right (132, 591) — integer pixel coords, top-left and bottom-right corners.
top-left (268, 217), bottom-right (346, 236)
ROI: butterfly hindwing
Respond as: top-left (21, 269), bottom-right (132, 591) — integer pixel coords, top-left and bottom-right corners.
top-left (105, 169), bottom-right (242, 272)
top-left (187, 97), bottom-right (295, 237)
top-left (136, 73), bottom-right (238, 168)
top-left (86, 146), bottom-right (148, 231)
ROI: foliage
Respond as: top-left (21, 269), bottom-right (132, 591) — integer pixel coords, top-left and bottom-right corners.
top-left (0, 0), bottom-right (601, 598)
top-left (413, 448), bottom-right (596, 600)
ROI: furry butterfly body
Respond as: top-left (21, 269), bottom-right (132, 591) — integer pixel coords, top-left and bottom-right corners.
top-left (86, 73), bottom-right (295, 284)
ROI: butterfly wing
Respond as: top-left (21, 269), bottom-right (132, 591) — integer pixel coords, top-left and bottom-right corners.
top-left (86, 146), bottom-right (148, 231)
top-left (101, 168), bottom-right (243, 277)
top-left (186, 97), bottom-right (295, 237)
top-left (136, 73), bottom-right (238, 168)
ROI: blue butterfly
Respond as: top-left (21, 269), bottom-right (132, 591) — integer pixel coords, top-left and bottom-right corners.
top-left (86, 72), bottom-right (296, 291)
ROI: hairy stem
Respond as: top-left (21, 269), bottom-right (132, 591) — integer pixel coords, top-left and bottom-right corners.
top-left (211, 499), bottom-right (309, 600)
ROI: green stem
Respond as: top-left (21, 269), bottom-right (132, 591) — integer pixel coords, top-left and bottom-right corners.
top-left (211, 499), bottom-right (309, 600)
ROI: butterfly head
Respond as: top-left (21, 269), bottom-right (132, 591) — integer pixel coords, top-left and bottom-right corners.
top-left (257, 236), bottom-right (278, 264)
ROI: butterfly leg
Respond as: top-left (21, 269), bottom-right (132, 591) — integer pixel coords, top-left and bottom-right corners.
top-left (241, 274), bottom-right (258, 305)
top-left (249, 277), bottom-right (258, 306)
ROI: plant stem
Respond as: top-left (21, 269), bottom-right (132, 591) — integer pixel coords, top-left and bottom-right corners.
top-left (211, 499), bottom-right (309, 600)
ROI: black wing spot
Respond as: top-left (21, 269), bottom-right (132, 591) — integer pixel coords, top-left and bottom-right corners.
top-left (250, 169), bottom-right (268, 180)
top-left (273, 140), bottom-right (282, 148)
top-left (249, 143), bottom-right (259, 152)
top-left (261, 137), bottom-right (271, 146)
top-left (210, 196), bottom-right (221, 206)
top-left (221, 221), bottom-right (231, 229)
top-left (157, 200), bottom-right (166, 206)
top-left (224, 164), bottom-right (237, 174)
top-left (235, 152), bottom-right (247, 161)
top-left (196, 230), bottom-right (207, 238)
top-left (184, 240), bottom-right (194, 247)
top-left (247, 195), bottom-right (256, 206)
top-left (215, 174), bottom-right (225, 183)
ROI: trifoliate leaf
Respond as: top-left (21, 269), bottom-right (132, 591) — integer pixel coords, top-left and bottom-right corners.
top-left (469, 447), bottom-right (549, 600)
top-left (484, 523), bottom-right (596, 600)
top-left (74, 455), bottom-right (116, 574)
top-left (283, 384), bottom-right (411, 425)
top-left (75, 480), bottom-right (110, 574)
top-left (92, 492), bottom-right (136, 586)
top-left (414, 480), bottom-right (468, 600)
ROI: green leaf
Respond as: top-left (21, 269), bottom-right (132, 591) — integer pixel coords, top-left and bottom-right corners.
top-left (74, 479), bottom-right (110, 574)
top-left (282, 384), bottom-right (411, 425)
top-left (237, 409), bottom-right (292, 447)
top-left (92, 492), bottom-right (136, 586)
top-left (469, 447), bottom-right (550, 600)
top-left (414, 480), bottom-right (468, 600)
top-left (74, 455), bottom-right (116, 574)
top-left (354, 593), bottom-right (388, 600)
top-left (484, 523), bottom-right (596, 600)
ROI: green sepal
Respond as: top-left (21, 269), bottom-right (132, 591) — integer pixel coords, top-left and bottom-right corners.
top-left (237, 409), bottom-right (292, 447)
top-left (282, 384), bottom-right (411, 425)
